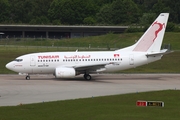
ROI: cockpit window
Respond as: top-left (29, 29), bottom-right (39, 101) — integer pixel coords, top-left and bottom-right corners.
top-left (14, 59), bottom-right (23, 62)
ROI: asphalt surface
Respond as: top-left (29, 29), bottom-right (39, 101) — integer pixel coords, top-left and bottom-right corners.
top-left (0, 74), bottom-right (179, 106)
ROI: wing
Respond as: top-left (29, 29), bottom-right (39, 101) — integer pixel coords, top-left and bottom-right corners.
top-left (73, 63), bottom-right (107, 73)
top-left (72, 62), bottom-right (116, 74)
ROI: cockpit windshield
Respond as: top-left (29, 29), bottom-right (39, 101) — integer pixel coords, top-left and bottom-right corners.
top-left (14, 59), bottom-right (23, 62)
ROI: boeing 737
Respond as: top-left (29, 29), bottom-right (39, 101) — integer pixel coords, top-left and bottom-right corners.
top-left (6, 13), bottom-right (170, 80)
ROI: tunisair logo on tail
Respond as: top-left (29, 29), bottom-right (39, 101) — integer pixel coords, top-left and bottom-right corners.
top-left (133, 21), bottom-right (165, 52)
top-left (152, 21), bottom-right (165, 42)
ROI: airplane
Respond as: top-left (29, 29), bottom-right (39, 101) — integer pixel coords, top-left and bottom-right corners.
top-left (6, 13), bottom-right (170, 80)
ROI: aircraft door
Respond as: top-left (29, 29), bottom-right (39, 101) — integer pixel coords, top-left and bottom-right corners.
top-left (129, 54), bottom-right (134, 65)
top-left (30, 55), bottom-right (36, 66)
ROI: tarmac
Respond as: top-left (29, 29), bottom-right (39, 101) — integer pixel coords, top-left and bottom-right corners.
top-left (0, 74), bottom-right (180, 106)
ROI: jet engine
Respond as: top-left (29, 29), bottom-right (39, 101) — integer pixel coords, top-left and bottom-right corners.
top-left (55, 67), bottom-right (76, 78)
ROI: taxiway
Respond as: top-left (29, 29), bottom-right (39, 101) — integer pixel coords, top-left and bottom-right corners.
top-left (0, 74), bottom-right (179, 106)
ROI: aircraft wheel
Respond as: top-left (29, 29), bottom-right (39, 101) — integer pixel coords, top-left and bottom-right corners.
top-left (84, 74), bottom-right (91, 80)
top-left (26, 76), bottom-right (30, 80)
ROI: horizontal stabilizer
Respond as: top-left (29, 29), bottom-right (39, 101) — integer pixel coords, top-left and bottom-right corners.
top-left (146, 49), bottom-right (173, 57)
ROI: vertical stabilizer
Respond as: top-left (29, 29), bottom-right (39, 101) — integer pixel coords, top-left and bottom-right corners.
top-left (133, 13), bottom-right (169, 52)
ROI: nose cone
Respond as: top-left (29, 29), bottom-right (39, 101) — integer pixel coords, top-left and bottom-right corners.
top-left (6, 62), bottom-right (13, 70)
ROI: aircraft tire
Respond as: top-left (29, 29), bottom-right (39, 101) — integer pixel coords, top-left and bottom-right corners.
top-left (84, 74), bottom-right (91, 80)
top-left (26, 76), bottom-right (30, 80)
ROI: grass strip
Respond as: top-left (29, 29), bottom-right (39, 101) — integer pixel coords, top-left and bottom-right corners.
top-left (0, 90), bottom-right (179, 120)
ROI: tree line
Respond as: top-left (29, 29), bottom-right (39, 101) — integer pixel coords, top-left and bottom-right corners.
top-left (0, 0), bottom-right (180, 25)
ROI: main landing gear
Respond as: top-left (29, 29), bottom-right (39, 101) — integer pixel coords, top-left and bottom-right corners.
top-left (26, 75), bottom-right (30, 80)
top-left (84, 74), bottom-right (91, 80)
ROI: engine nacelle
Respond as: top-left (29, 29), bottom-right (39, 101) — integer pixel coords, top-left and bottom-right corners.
top-left (55, 67), bottom-right (76, 78)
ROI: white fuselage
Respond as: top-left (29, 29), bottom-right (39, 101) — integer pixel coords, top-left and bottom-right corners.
top-left (6, 51), bottom-right (161, 74)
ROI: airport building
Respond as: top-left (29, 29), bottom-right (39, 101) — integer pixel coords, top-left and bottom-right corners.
top-left (0, 25), bottom-right (128, 39)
